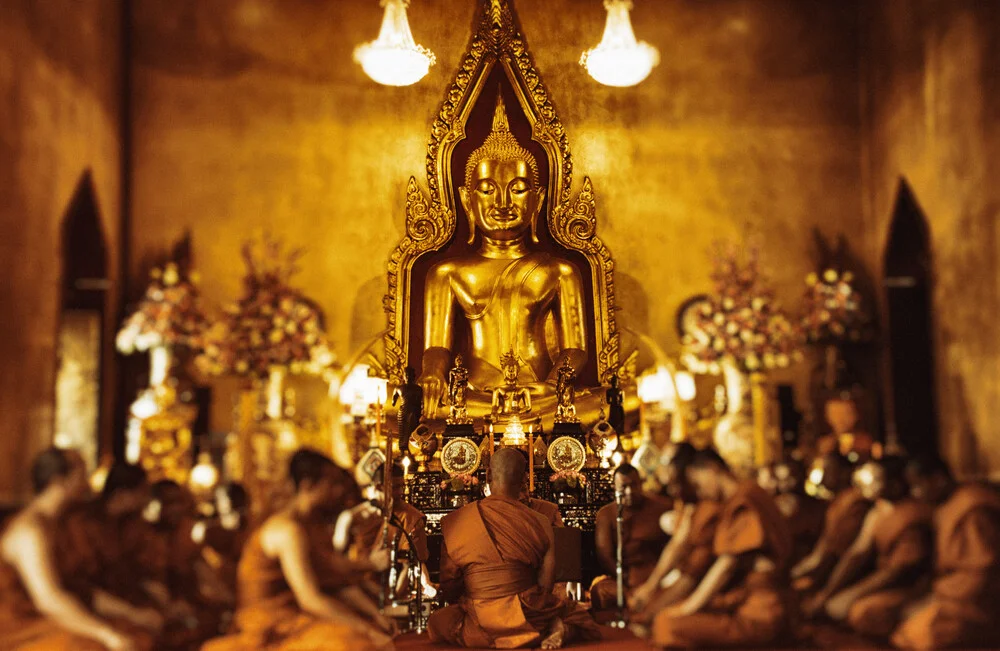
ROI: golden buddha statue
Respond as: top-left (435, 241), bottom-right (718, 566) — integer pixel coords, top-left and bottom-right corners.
top-left (490, 350), bottom-right (533, 420)
top-left (419, 94), bottom-right (588, 417)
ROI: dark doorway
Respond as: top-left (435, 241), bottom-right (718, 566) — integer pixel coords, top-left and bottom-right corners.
top-left (55, 172), bottom-right (109, 469)
top-left (882, 179), bottom-right (937, 458)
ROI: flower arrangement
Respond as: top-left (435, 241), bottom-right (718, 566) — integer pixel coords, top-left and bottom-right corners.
top-left (549, 470), bottom-right (587, 490)
top-left (683, 239), bottom-right (803, 374)
top-left (116, 262), bottom-right (208, 354)
top-left (800, 268), bottom-right (873, 345)
top-left (195, 235), bottom-right (335, 378)
top-left (440, 473), bottom-right (480, 493)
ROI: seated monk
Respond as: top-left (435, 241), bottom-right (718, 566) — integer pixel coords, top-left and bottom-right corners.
top-left (428, 448), bottom-right (600, 649)
top-left (629, 443), bottom-right (722, 627)
top-left (61, 462), bottom-right (206, 648)
top-left (769, 458), bottom-right (828, 565)
top-left (650, 448), bottom-right (794, 648)
top-left (202, 449), bottom-right (395, 651)
top-left (149, 480), bottom-right (231, 643)
top-left (0, 448), bottom-right (153, 651)
top-left (521, 485), bottom-right (564, 528)
top-left (891, 458), bottom-right (1000, 649)
top-left (804, 456), bottom-right (933, 639)
top-left (792, 453), bottom-right (872, 593)
top-left (351, 463), bottom-right (430, 600)
top-left (590, 464), bottom-right (673, 618)
top-left (196, 483), bottom-right (251, 599)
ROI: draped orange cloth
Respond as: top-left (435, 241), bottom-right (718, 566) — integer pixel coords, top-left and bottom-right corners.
top-left (525, 498), bottom-right (563, 528)
top-left (891, 484), bottom-right (1000, 649)
top-left (633, 501), bottom-right (722, 624)
top-left (778, 493), bottom-right (827, 565)
top-left (0, 521), bottom-right (153, 651)
top-left (427, 495), bottom-right (600, 648)
top-left (794, 487), bottom-right (872, 592)
top-left (59, 503), bottom-right (224, 649)
top-left (846, 499), bottom-right (934, 637)
top-left (201, 524), bottom-right (379, 651)
top-left (591, 493), bottom-right (673, 613)
top-left (354, 502), bottom-right (429, 563)
top-left (651, 482), bottom-right (794, 648)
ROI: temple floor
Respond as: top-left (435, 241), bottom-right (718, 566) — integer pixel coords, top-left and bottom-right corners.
top-left (392, 627), bottom-right (897, 651)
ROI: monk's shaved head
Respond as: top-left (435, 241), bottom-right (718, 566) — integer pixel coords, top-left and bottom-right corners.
top-left (490, 448), bottom-right (526, 495)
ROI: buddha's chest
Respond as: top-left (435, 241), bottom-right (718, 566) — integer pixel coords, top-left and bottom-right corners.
top-left (451, 257), bottom-right (557, 316)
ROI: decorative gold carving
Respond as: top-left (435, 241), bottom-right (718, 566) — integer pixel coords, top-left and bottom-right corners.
top-left (547, 436), bottom-right (587, 472)
top-left (441, 437), bottom-right (482, 476)
top-left (384, 0), bottom-right (621, 385)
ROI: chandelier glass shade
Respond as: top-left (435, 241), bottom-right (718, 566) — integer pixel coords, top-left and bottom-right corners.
top-left (580, 0), bottom-right (660, 87)
top-left (353, 0), bottom-right (436, 87)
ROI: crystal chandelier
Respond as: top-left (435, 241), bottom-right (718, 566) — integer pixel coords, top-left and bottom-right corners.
top-left (580, 0), bottom-right (660, 87)
top-left (353, 0), bottom-right (436, 87)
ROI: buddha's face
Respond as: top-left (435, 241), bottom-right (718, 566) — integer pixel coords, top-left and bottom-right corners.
top-left (461, 158), bottom-right (544, 243)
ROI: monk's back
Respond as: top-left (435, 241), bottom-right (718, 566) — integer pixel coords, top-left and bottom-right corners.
top-left (443, 496), bottom-right (548, 569)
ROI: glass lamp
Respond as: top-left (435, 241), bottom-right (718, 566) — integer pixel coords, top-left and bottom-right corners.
top-left (354, 0), bottom-right (436, 87)
top-left (580, 0), bottom-right (660, 87)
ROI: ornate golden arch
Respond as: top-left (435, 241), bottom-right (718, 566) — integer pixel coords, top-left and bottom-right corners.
top-left (383, 0), bottom-right (620, 385)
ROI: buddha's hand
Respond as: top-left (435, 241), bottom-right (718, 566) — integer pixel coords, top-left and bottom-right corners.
top-left (418, 373), bottom-right (446, 417)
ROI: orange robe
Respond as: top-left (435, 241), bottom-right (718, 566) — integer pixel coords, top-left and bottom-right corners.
top-left (201, 525), bottom-right (379, 651)
top-left (795, 488), bottom-right (872, 592)
top-left (634, 501), bottom-right (722, 624)
top-left (591, 494), bottom-right (673, 612)
top-left (652, 482), bottom-right (794, 648)
top-left (525, 498), bottom-right (563, 528)
top-left (0, 522), bottom-right (153, 651)
top-left (59, 503), bottom-right (219, 649)
top-left (353, 501), bottom-right (428, 563)
top-left (846, 499), bottom-right (934, 637)
top-left (427, 495), bottom-right (600, 648)
top-left (892, 484), bottom-right (1000, 649)
top-left (777, 493), bottom-right (827, 565)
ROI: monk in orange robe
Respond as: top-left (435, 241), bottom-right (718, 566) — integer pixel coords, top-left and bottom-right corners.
top-left (628, 443), bottom-right (721, 627)
top-left (428, 448), bottom-right (600, 649)
top-left (202, 449), bottom-right (395, 651)
top-left (767, 458), bottom-right (827, 564)
top-left (590, 464), bottom-right (673, 618)
top-left (523, 494), bottom-right (564, 528)
top-left (792, 453), bottom-right (872, 592)
top-left (198, 483), bottom-right (251, 599)
top-left (650, 448), bottom-right (794, 648)
top-left (60, 462), bottom-right (213, 649)
top-left (804, 456), bottom-right (933, 639)
top-left (891, 459), bottom-right (1000, 649)
top-left (0, 448), bottom-right (154, 651)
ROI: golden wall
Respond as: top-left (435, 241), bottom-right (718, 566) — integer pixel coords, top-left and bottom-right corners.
top-left (863, 0), bottom-right (1000, 478)
top-left (0, 0), bottom-right (123, 502)
top-left (128, 0), bottom-right (865, 435)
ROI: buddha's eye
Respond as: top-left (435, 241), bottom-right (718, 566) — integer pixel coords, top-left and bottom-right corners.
top-left (510, 180), bottom-right (529, 195)
top-left (477, 181), bottom-right (495, 195)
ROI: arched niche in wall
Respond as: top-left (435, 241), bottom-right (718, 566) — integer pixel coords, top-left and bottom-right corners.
top-left (882, 178), bottom-right (937, 457)
top-left (54, 171), bottom-right (109, 469)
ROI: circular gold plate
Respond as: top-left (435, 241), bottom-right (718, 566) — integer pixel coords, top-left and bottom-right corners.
top-left (547, 436), bottom-right (586, 472)
top-left (441, 437), bottom-right (482, 476)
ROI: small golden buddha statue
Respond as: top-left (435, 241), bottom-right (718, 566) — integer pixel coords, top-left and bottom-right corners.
top-left (491, 350), bottom-right (532, 420)
top-left (419, 93), bottom-right (588, 417)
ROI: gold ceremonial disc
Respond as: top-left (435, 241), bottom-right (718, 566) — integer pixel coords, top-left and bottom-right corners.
top-left (547, 436), bottom-right (586, 472)
top-left (441, 437), bottom-right (482, 476)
